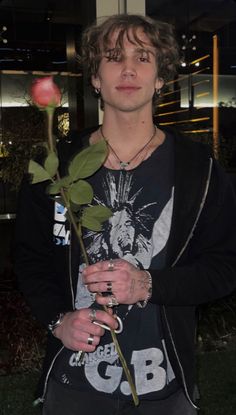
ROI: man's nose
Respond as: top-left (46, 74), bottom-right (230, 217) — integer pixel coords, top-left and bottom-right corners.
top-left (121, 58), bottom-right (137, 78)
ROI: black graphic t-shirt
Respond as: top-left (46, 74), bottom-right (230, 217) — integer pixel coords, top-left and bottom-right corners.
top-left (52, 132), bottom-right (179, 400)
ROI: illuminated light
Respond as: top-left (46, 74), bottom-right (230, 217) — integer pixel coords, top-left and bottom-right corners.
top-left (166, 74), bottom-right (189, 85)
top-left (0, 69), bottom-right (82, 77)
top-left (162, 86), bottom-right (188, 97)
top-left (195, 62), bottom-right (200, 66)
top-left (196, 92), bottom-right (210, 98)
top-left (0, 25), bottom-right (8, 44)
top-left (155, 109), bottom-right (189, 117)
top-left (58, 113), bottom-right (69, 137)
top-left (159, 117), bottom-right (210, 126)
top-left (181, 62), bottom-right (187, 67)
top-left (157, 100), bottom-right (181, 108)
top-left (192, 66), bottom-right (210, 76)
top-left (182, 129), bottom-right (211, 134)
top-left (190, 54), bottom-right (210, 65)
top-left (192, 79), bottom-right (210, 87)
top-left (0, 143), bottom-right (8, 158)
top-left (213, 34), bottom-right (219, 159)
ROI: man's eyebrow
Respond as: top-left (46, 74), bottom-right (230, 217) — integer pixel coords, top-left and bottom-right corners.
top-left (103, 46), bottom-right (156, 57)
top-left (135, 47), bottom-right (156, 56)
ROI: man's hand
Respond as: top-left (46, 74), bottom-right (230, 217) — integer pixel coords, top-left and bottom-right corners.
top-left (53, 308), bottom-right (118, 352)
top-left (82, 259), bottom-right (151, 306)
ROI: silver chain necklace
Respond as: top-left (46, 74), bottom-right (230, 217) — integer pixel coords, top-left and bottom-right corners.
top-left (100, 125), bottom-right (157, 170)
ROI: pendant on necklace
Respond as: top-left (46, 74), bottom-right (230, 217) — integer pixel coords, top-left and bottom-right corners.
top-left (120, 161), bottom-right (130, 169)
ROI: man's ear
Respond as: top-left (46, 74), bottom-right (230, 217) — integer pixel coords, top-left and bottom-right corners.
top-left (91, 75), bottom-right (101, 90)
top-left (155, 77), bottom-right (164, 91)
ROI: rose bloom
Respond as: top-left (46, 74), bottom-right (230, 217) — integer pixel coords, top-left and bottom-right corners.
top-left (31, 76), bottom-right (61, 108)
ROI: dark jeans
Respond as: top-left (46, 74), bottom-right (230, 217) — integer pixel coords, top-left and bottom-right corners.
top-left (42, 377), bottom-right (198, 415)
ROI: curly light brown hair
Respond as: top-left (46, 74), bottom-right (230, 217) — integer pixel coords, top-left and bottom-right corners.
top-left (81, 14), bottom-right (180, 85)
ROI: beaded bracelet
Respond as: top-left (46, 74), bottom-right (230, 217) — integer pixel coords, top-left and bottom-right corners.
top-left (137, 270), bottom-right (152, 308)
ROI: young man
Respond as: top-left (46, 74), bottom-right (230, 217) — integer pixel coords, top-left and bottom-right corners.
top-left (15, 14), bottom-right (236, 415)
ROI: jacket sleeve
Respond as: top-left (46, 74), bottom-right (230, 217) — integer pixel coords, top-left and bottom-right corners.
top-left (14, 178), bottom-right (73, 327)
top-left (150, 162), bottom-right (236, 306)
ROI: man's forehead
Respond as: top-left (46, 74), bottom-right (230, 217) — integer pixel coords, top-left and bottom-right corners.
top-left (103, 28), bottom-right (155, 51)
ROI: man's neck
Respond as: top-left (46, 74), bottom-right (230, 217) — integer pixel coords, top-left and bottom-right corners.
top-left (101, 110), bottom-right (155, 149)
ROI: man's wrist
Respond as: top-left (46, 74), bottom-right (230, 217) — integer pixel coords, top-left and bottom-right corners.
top-left (48, 312), bottom-right (66, 334)
top-left (137, 271), bottom-right (152, 308)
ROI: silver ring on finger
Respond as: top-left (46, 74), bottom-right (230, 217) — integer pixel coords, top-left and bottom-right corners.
top-left (87, 334), bottom-right (94, 345)
top-left (89, 308), bottom-right (97, 322)
top-left (107, 295), bottom-right (119, 308)
top-left (107, 259), bottom-right (114, 271)
top-left (107, 281), bottom-right (113, 292)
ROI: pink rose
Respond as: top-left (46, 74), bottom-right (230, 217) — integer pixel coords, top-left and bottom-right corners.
top-left (31, 76), bottom-right (61, 108)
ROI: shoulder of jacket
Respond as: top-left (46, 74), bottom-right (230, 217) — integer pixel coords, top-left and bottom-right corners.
top-left (162, 127), bottom-right (213, 163)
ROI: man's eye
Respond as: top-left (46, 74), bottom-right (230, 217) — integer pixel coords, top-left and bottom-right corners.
top-left (139, 55), bottom-right (150, 62)
top-left (105, 55), bottom-right (121, 62)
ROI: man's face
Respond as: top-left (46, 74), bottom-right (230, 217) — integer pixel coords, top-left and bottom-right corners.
top-left (92, 28), bottom-right (163, 114)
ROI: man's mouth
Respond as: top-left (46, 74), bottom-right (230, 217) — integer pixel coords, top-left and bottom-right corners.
top-left (116, 85), bottom-right (141, 92)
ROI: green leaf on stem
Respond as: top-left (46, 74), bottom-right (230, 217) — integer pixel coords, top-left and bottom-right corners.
top-left (68, 140), bottom-right (108, 181)
top-left (28, 160), bottom-right (52, 184)
top-left (47, 176), bottom-right (71, 195)
top-left (81, 205), bottom-right (112, 231)
top-left (68, 180), bottom-right (93, 205)
top-left (44, 150), bottom-right (59, 178)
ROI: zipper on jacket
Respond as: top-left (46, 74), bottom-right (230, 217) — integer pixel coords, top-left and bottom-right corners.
top-left (172, 158), bottom-right (213, 267)
top-left (36, 226), bottom-right (76, 405)
top-left (163, 157), bottom-right (213, 409)
top-left (34, 345), bottom-right (65, 405)
top-left (163, 306), bottom-right (199, 409)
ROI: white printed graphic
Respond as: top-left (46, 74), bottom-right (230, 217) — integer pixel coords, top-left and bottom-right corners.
top-left (53, 202), bottom-right (70, 246)
top-left (73, 171), bottom-right (175, 396)
top-left (89, 172), bottom-right (172, 267)
top-left (69, 344), bottom-right (170, 395)
top-left (78, 172), bottom-right (173, 273)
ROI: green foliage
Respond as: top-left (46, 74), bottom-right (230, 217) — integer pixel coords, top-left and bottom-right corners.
top-left (197, 293), bottom-right (236, 352)
top-left (28, 160), bottom-right (52, 184)
top-left (44, 150), bottom-right (59, 177)
top-left (68, 140), bottom-right (107, 180)
top-left (68, 180), bottom-right (93, 205)
top-left (0, 288), bottom-right (46, 375)
top-left (197, 350), bottom-right (236, 414)
top-left (82, 205), bottom-right (112, 231)
top-left (47, 175), bottom-right (71, 194)
top-left (29, 140), bottom-right (112, 232)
